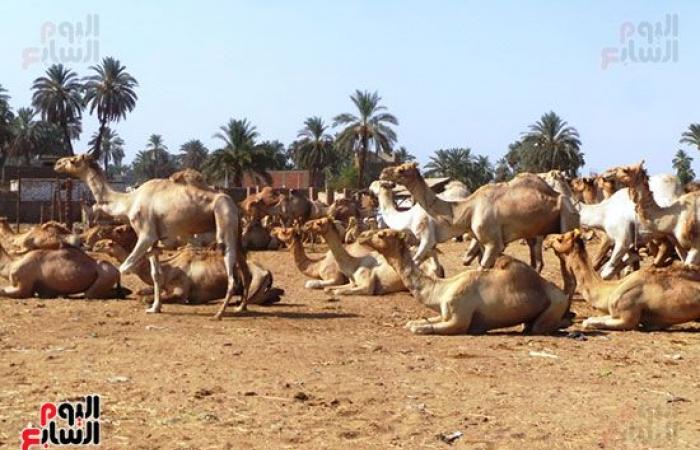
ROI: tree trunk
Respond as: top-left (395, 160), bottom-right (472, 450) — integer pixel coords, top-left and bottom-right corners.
top-left (356, 134), bottom-right (368, 188)
top-left (94, 118), bottom-right (107, 159)
top-left (62, 119), bottom-right (74, 156)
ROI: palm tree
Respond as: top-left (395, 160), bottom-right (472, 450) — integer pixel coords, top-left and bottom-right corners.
top-left (333, 90), bottom-right (398, 187)
top-left (673, 149), bottom-right (695, 185)
top-left (203, 118), bottom-right (270, 187)
top-left (84, 57), bottom-right (138, 157)
top-left (88, 127), bottom-right (125, 171)
top-left (0, 84), bottom-right (14, 174)
top-left (179, 139), bottom-right (209, 170)
top-left (520, 111), bottom-right (584, 177)
top-left (494, 157), bottom-right (513, 182)
top-left (31, 64), bottom-right (83, 155)
top-left (291, 116), bottom-right (334, 187)
top-left (8, 108), bottom-right (45, 165)
top-left (393, 146), bottom-right (416, 164)
top-left (425, 148), bottom-right (493, 190)
top-left (144, 134), bottom-right (169, 178)
top-left (680, 124), bottom-right (700, 152)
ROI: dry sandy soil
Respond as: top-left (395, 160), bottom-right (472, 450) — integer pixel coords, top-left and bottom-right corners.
top-left (1, 240), bottom-right (700, 450)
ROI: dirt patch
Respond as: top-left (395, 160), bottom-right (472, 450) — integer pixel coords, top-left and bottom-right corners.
top-left (1, 241), bottom-right (699, 449)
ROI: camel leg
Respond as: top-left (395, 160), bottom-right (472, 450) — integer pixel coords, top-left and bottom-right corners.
top-left (305, 277), bottom-right (345, 289)
top-left (405, 316), bottom-right (444, 329)
top-left (479, 240), bottom-right (504, 269)
top-left (409, 316), bottom-right (467, 335)
top-left (146, 252), bottom-right (164, 313)
top-left (412, 231), bottom-right (435, 264)
top-left (600, 237), bottom-right (629, 280)
top-left (592, 233), bottom-right (613, 271)
top-left (462, 239), bottom-right (482, 266)
top-left (84, 262), bottom-right (119, 299)
top-left (582, 310), bottom-right (641, 330)
top-left (0, 282), bottom-right (34, 298)
top-left (685, 248), bottom-right (700, 266)
top-left (214, 197), bottom-right (251, 319)
top-left (120, 232), bottom-right (157, 275)
top-left (327, 277), bottom-right (376, 296)
top-left (527, 237), bottom-right (544, 273)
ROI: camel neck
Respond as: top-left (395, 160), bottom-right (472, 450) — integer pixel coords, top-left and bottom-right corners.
top-left (82, 168), bottom-right (131, 216)
top-left (322, 226), bottom-right (359, 269)
top-left (566, 250), bottom-right (613, 311)
top-left (0, 245), bottom-right (14, 278)
top-left (407, 176), bottom-right (449, 214)
top-left (288, 236), bottom-right (319, 276)
top-left (376, 189), bottom-right (406, 229)
top-left (630, 179), bottom-right (678, 233)
top-left (383, 245), bottom-right (437, 306)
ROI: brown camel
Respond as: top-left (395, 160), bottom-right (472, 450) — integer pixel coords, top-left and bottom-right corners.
top-left (380, 163), bottom-right (579, 270)
top-left (54, 155), bottom-right (250, 318)
top-left (0, 220), bottom-right (78, 251)
top-left (357, 229), bottom-right (570, 335)
top-left (548, 230), bottom-right (700, 330)
top-left (93, 239), bottom-right (282, 305)
top-left (0, 242), bottom-right (122, 299)
top-left (570, 177), bottom-right (603, 204)
top-left (81, 224), bottom-right (137, 251)
top-left (608, 161), bottom-right (700, 265)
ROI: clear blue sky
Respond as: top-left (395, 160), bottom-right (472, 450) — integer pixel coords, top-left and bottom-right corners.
top-left (1, 0), bottom-right (698, 175)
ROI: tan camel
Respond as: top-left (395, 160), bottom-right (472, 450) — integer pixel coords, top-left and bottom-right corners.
top-left (303, 218), bottom-right (443, 296)
top-left (81, 224), bottom-right (137, 251)
top-left (93, 240), bottom-right (281, 305)
top-left (271, 226), bottom-right (376, 289)
top-left (344, 216), bottom-right (360, 243)
top-left (608, 161), bottom-right (700, 265)
top-left (357, 229), bottom-right (570, 335)
top-left (570, 177), bottom-right (604, 204)
top-left (0, 220), bottom-right (79, 251)
top-left (0, 242), bottom-right (122, 299)
top-left (380, 163), bottom-right (578, 269)
top-left (54, 155), bottom-right (250, 318)
top-left (548, 230), bottom-right (700, 330)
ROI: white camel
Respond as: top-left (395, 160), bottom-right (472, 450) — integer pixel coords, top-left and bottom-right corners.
top-left (369, 180), bottom-right (470, 263)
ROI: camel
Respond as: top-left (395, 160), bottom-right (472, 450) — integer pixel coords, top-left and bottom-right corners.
top-left (303, 218), bottom-right (443, 295)
top-left (54, 155), bottom-right (250, 318)
top-left (93, 240), bottom-right (282, 305)
top-left (357, 229), bottom-right (570, 335)
top-left (81, 224), bottom-right (137, 251)
top-left (607, 162), bottom-right (700, 265)
top-left (570, 177), bottom-right (603, 204)
top-left (0, 242), bottom-right (122, 299)
top-left (380, 163), bottom-right (579, 270)
top-left (548, 230), bottom-right (700, 330)
top-left (242, 221), bottom-right (280, 250)
top-left (344, 216), bottom-right (360, 244)
top-left (0, 220), bottom-right (79, 251)
top-left (369, 180), bottom-right (470, 263)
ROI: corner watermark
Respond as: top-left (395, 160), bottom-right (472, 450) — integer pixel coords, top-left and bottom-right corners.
top-left (20, 395), bottom-right (101, 449)
top-left (601, 14), bottom-right (678, 70)
top-left (22, 14), bottom-right (100, 70)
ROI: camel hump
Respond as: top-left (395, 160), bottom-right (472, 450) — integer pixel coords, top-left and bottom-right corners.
top-left (169, 169), bottom-right (211, 190)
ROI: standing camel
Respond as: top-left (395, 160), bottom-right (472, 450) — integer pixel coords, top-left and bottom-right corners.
top-left (380, 163), bottom-right (578, 270)
top-left (54, 154), bottom-right (250, 318)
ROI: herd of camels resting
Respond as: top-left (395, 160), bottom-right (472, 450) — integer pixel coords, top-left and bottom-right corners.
top-left (1, 153), bottom-right (700, 334)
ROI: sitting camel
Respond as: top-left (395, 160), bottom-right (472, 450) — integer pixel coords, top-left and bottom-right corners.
top-left (548, 230), bottom-right (700, 330)
top-left (303, 218), bottom-right (443, 296)
top-left (369, 180), bottom-right (470, 263)
top-left (357, 229), bottom-right (570, 335)
top-left (55, 155), bottom-right (250, 318)
top-left (0, 219), bottom-right (78, 251)
top-left (93, 240), bottom-right (282, 305)
top-left (0, 242), bottom-right (122, 299)
top-left (607, 162), bottom-right (700, 265)
top-left (380, 163), bottom-right (579, 270)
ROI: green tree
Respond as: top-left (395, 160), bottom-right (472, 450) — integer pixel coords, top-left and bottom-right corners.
top-left (425, 148), bottom-right (493, 190)
top-left (393, 146), bottom-right (416, 164)
top-left (88, 127), bottom-right (125, 171)
top-left (517, 111), bottom-right (584, 177)
top-left (333, 90), bottom-right (398, 187)
top-left (8, 108), bottom-right (45, 165)
top-left (493, 157), bottom-right (513, 182)
top-left (680, 124), bottom-right (700, 152)
top-left (178, 139), bottom-right (209, 170)
top-left (84, 57), bottom-right (138, 158)
top-left (137, 134), bottom-right (177, 180)
top-left (673, 149), bottom-right (695, 185)
top-left (0, 85), bottom-right (15, 174)
top-left (290, 116), bottom-right (334, 187)
top-left (257, 140), bottom-right (292, 170)
top-left (31, 64), bottom-right (83, 155)
top-left (203, 118), bottom-right (270, 187)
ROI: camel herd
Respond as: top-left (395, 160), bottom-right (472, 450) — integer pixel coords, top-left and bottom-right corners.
top-left (1, 154), bottom-right (700, 335)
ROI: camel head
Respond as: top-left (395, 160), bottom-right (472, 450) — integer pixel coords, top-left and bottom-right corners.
top-left (380, 162), bottom-right (420, 185)
top-left (91, 238), bottom-right (127, 260)
top-left (0, 217), bottom-right (13, 234)
top-left (270, 227), bottom-right (299, 244)
top-left (54, 154), bottom-right (101, 178)
top-left (303, 217), bottom-right (334, 235)
top-left (545, 229), bottom-right (586, 257)
top-left (603, 161), bottom-right (647, 187)
top-left (368, 180), bottom-right (395, 197)
top-left (357, 229), bottom-right (407, 253)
